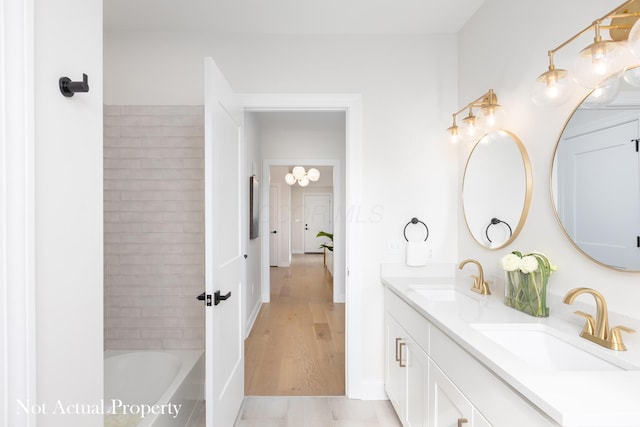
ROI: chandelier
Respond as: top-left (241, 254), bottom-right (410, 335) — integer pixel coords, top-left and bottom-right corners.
top-left (284, 166), bottom-right (320, 187)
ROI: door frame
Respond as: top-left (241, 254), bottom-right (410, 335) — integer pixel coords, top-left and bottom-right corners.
top-left (240, 93), bottom-right (363, 399)
top-left (1, 1), bottom-right (37, 425)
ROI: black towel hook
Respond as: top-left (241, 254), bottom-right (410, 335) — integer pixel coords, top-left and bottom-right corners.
top-left (403, 217), bottom-right (429, 242)
top-left (59, 73), bottom-right (89, 97)
top-left (485, 217), bottom-right (512, 243)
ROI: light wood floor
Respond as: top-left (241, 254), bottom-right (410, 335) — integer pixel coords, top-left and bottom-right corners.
top-left (244, 254), bottom-right (345, 396)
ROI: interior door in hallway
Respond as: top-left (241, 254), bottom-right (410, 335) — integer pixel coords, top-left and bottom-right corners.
top-left (304, 193), bottom-right (332, 253)
top-left (269, 185), bottom-right (279, 266)
top-left (204, 56), bottom-right (244, 426)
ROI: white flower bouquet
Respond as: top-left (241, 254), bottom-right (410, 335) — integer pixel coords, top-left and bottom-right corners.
top-left (501, 251), bottom-right (556, 317)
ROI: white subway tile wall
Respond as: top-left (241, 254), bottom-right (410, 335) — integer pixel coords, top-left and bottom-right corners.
top-left (104, 105), bottom-right (205, 350)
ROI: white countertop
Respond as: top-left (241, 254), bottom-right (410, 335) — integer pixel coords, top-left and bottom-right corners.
top-left (381, 271), bottom-right (640, 427)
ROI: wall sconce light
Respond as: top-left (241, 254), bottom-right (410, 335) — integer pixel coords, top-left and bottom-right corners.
top-left (447, 89), bottom-right (503, 144)
top-left (284, 166), bottom-right (320, 187)
top-left (533, 0), bottom-right (640, 106)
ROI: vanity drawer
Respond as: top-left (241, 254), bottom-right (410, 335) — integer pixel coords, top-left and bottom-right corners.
top-left (429, 325), bottom-right (558, 427)
top-left (384, 287), bottom-right (430, 354)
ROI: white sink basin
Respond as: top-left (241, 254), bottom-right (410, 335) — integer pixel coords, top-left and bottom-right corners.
top-left (471, 323), bottom-right (627, 371)
top-left (408, 286), bottom-right (475, 302)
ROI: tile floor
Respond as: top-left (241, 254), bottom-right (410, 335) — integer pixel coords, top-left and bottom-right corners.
top-left (235, 396), bottom-right (402, 427)
top-left (192, 396), bottom-right (402, 426)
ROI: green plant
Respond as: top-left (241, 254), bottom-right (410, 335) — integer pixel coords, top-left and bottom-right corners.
top-left (316, 231), bottom-right (333, 251)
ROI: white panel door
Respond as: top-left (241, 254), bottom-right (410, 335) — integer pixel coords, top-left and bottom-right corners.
top-left (558, 119), bottom-right (640, 269)
top-left (204, 57), bottom-right (244, 427)
top-left (269, 185), bottom-right (279, 266)
top-left (303, 193), bottom-right (332, 253)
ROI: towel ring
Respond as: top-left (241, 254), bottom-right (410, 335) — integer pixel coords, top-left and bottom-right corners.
top-left (485, 218), bottom-right (512, 243)
top-left (404, 217), bottom-right (429, 242)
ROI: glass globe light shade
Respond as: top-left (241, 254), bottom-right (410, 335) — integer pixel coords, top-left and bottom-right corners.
top-left (480, 103), bottom-right (504, 132)
top-left (531, 67), bottom-right (572, 106)
top-left (298, 176), bottom-right (310, 187)
top-left (581, 77), bottom-right (621, 107)
top-left (623, 66), bottom-right (640, 87)
top-left (307, 168), bottom-right (320, 181)
top-left (461, 112), bottom-right (480, 139)
top-left (447, 124), bottom-right (460, 144)
top-left (478, 131), bottom-right (500, 145)
top-left (572, 40), bottom-right (627, 89)
top-left (285, 173), bottom-right (296, 185)
top-left (292, 166), bottom-right (306, 179)
top-left (627, 17), bottom-right (640, 59)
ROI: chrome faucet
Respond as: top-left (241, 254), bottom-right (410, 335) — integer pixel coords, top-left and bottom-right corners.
top-left (458, 259), bottom-right (491, 295)
top-left (563, 287), bottom-right (635, 351)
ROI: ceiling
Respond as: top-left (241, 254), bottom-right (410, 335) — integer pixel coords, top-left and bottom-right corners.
top-left (104, 0), bottom-right (485, 34)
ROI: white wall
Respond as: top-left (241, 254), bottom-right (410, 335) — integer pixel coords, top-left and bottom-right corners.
top-left (104, 32), bottom-right (459, 396)
top-left (457, 0), bottom-right (640, 318)
top-left (256, 111), bottom-right (343, 259)
top-left (244, 112), bottom-right (263, 335)
top-left (35, 0), bottom-right (103, 425)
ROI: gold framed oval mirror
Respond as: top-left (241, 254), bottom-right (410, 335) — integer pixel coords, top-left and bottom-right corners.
top-left (462, 130), bottom-right (533, 249)
top-left (551, 67), bottom-right (640, 271)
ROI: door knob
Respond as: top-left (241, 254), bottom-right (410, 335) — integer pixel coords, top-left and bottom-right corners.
top-left (196, 292), bottom-right (212, 306)
top-left (214, 290), bottom-right (231, 306)
top-left (457, 418), bottom-right (468, 427)
top-left (271, 230), bottom-right (277, 234)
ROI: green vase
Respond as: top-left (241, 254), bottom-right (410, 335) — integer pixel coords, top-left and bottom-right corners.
top-left (504, 270), bottom-right (549, 317)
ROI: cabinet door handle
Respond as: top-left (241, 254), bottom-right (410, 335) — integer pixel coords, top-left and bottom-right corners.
top-left (398, 342), bottom-right (406, 368)
top-left (395, 338), bottom-right (402, 362)
top-left (457, 418), bottom-right (468, 427)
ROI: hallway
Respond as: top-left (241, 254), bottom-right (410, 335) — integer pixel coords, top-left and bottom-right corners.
top-left (245, 254), bottom-right (345, 396)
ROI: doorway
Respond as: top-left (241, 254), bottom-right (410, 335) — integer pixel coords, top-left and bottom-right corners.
top-left (246, 110), bottom-right (344, 396)
top-left (241, 93), bottom-right (363, 400)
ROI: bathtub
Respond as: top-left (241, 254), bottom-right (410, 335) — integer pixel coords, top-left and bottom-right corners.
top-left (104, 350), bottom-right (204, 427)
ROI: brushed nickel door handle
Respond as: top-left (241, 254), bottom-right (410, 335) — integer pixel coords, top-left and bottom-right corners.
top-left (458, 418), bottom-right (468, 427)
top-left (398, 342), bottom-right (406, 368)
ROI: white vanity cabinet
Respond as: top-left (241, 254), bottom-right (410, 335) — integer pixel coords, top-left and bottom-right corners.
top-left (385, 312), bottom-right (429, 426)
top-left (385, 313), bottom-right (408, 422)
top-left (430, 360), bottom-right (491, 427)
top-left (384, 286), bottom-right (557, 427)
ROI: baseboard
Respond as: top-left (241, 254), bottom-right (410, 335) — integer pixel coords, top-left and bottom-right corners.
top-left (245, 299), bottom-right (262, 339)
top-left (353, 379), bottom-right (388, 400)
